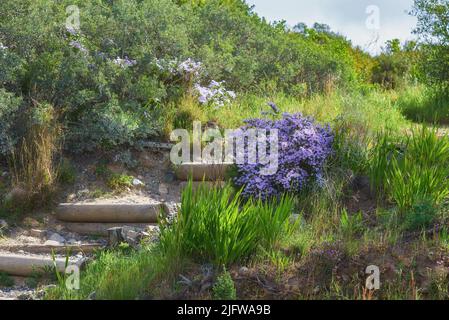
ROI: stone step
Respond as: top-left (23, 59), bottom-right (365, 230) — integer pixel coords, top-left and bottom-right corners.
top-left (63, 222), bottom-right (158, 237)
top-left (56, 203), bottom-right (165, 223)
top-left (0, 252), bottom-right (84, 277)
top-left (175, 162), bottom-right (234, 181)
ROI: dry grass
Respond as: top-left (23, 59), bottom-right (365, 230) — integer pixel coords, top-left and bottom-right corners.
top-left (8, 104), bottom-right (60, 209)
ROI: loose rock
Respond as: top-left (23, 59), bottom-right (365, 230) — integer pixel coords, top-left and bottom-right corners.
top-left (30, 229), bottom-right (46, 239)
top-left (48, 233), bottom-right (66, 244)
top-left (132, 178), bottom-right (145, 187)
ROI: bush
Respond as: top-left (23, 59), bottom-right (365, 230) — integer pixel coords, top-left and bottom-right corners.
top-left (57, 158), bottom-right (76, 185)
top-left (0, 0), bottom-right (368, 155)
top-left (213, 269), bottom-right (236, 300)
top-left (159, 181), bottom-right (294, 266)
top-left (0, 89), bottom-right (22, 155)
top-left (403, 201), bottom-right (437, 231)
top-left (234, 113), bottom-right (333, 199)
top-left (107, 173), bottom-right (134, 191)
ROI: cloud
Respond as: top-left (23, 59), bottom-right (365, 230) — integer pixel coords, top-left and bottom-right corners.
top-left (247, 0), bottom-right (418, 54)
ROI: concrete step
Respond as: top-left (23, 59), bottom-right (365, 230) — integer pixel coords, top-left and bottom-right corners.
top-left (56, 203), bottom-right (165, 223)
top-left (175, 162), bottom-right (234, 181)
top-left (0, 243), bottom-right (105, 254)
top-left (63, 222), bottom-right (158, 237)
top-left (0, 252), bottom-right (84, 277)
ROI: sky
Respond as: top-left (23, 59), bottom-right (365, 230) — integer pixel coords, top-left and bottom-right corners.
top-left (246, 0), bottom-right (418, 55)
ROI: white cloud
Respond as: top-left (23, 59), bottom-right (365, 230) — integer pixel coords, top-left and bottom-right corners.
top-left (247, 0), bottom-right (418, 54)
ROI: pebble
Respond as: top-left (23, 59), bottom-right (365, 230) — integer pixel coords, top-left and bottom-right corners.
top-left (158, 183), bottom-right (169, 195)
top-left (48, 233), bottom-right (66, 244)
top-left (132, 178), bottom-right (145, 187)
top-left (239, 267), bottom-right (250, 276)
top-left (30, 229), bottom-right (46, 238)
top-left (0, 219), bottom-right (8, 229)
top-left (67, 239), bottom-right (80, 245)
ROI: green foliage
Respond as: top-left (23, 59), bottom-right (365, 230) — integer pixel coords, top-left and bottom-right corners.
top-left (159, 181), bottom-right (294, 266)
top-left (107, 173), bottom-right (134, 191)
top-left (340, 210), bottom-right (364, 237)
top-left (213, 269), bottom-right (236, 300)
top-left (57, 158), bottom-right (76, 185)
top-left (0, 89), bottom-right (22, 155)
top-left (397, 85), bottom-right (449, 125)
top-left (0, 0), bottom-right (379, 155)
top-left (403, 201), bottom-right (437, 231)
top-left (0, 272), bottom-right (14, 287)
top-left (372, 40), bottom-right (420, 89)
top-left (369, 127), bottom-right (449, 211)
top-left (412, 0), bottom-right (449, 89)
top-left (45, 247), bottom-right (165, 300)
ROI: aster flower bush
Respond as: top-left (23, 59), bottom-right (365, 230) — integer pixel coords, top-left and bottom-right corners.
top-left (234, 113), bottom-right (334, 199)
top-left (194, 80), bottom-right (236, 108)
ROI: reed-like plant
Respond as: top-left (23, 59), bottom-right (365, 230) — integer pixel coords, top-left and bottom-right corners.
top-left (369, 127), bottom-right (449, 211)
top-left (159, 180), bottom-right (294, 266)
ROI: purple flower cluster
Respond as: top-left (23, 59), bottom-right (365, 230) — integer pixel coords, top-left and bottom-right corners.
top-left (194, 80), bottom-right (236, 108)
top-left (113, 56), bottom-right (137, 68)
top-left (177, 58), bottom-right (202, 76)
top-left (69, 40), bottom-right (88, 54)
top-left (65, 26), bottom-right (79, 36)
top-left (234, 113), bottom-right (333, 199)
top-left (153, 58), bottom-right (202, 77)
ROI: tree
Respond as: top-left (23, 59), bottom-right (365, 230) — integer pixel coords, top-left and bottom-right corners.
top-left (412, 0), bottom-right (449, 89)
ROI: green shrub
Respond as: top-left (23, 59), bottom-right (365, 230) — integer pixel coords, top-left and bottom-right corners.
top-left (159, 181), bottom-right (294, 266)
top-left (403, 201), bottom-right (437, 231)
top-left (107, 173), bottom-right (134, 191)
top-left (0, 89), bottom-right (22, 155)
top-left (0, 0), bottom-right (372, 155)
top-left (213, 269), bottom-right (236, 300)
top-left (57, 158), bottom-right (76, 185)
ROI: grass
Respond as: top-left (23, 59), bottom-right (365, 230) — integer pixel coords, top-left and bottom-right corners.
top-left (6, 103), bottom-right (60, 212)
top-left (397, 85), bottom-right (449, 125)
top-left (45, 246), bottom-right (167, 300)
top-left (165, 88), bottom-right (412, 139)
top-left (160, 181), bottom-right (294, 266)
top-left (369, 127), bottom-right (449, 211)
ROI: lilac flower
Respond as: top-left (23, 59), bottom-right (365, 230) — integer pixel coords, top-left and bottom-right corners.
top-left (113, 56), bottom-right (137, 68)
top-left (194, 80), bottom-right (236, 108)
top-left (177, 58), bottom-right (202, 76)
top-left (69, 40), bottom-right (88, 54)
top-left (267, 101), bottom-right (280, 114)
top-left (66, 26), bottom-right (79, 36)
top-left (234, 113), bottom-right (334, 199)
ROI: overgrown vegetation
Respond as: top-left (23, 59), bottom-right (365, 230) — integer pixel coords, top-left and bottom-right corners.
top-left (3, 0), bottom-right (449, 301)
